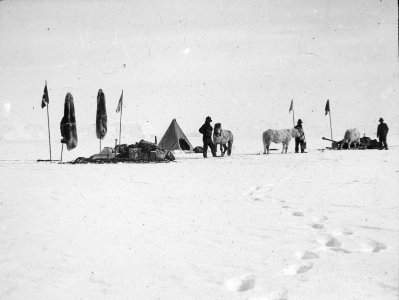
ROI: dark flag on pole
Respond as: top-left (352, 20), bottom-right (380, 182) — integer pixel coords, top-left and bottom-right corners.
top-left (325, 99), bottom-right (330, 115)
top-left (116, 90), bottom-right (123, 147)
top-left (96, 89), bottom-right (107, 139)
top-left (41, 81), bottom-right (52, 161)
top-left (60, 93), bottom-right (78, 151)
top-left (41, 82), bottom-right (49, 108)
top-left (116, 90), bottom-right (123, 113)
top-left (325, 99), bottom-right (333, 140)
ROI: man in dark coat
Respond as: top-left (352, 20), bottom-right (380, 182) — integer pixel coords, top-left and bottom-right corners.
top-left (294, 119), bottom-right (306, 153)
top-left (199, 116), bottom-right (216, 158)
top-left (377, 117), bottom-right (389, 150)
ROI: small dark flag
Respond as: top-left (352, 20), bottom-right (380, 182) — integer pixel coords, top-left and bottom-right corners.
top-left (41, 82), bottom-right (49, 108)
top-left (289, 99), bottom-right (293, 113)
top-left (325, 99), bottom-right (330, 115)
top-left (116, 90), bottom-right (123, 113)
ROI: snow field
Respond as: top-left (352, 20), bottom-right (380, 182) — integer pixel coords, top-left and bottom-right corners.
top-left (0, 141), bottom-right (398, 299)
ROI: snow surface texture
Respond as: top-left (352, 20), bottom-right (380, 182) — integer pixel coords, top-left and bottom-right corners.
top-left (0, 140), bottom-right (398, 299)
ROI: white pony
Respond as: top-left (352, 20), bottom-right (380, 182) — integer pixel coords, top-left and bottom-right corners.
top-left (340, 128), bottom-right (361, 149)
top-left (262, 128), bottom-right (300, 154)
top-left (213, 123), bottom-right (234, 156)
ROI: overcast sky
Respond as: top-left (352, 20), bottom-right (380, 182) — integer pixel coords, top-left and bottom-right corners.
top-left (0, 0), bottom-right (398, 143)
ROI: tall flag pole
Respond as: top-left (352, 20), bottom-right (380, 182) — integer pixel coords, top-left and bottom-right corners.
top-left (116, 90), bottom-right (123, 149)
top-left (325, 99), bottom-right (333, 140)
top-left (41, 81), bottom-right (52, 161)
top-left (289, 99), bottom-right (295, 126)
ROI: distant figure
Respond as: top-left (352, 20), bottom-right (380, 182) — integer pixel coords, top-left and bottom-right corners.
top-left (199, 116), bottom-right (216, 158)
top-left (341, 128), bottom-right (361, 150)
top-left (213, 123), bottom-right (234, 156)
top-left (294, 119), bottom-right (306, 153)
top-left (377, 118), bottom-right (389, 150)
top-left (262, 128), bottom-right (300, 154)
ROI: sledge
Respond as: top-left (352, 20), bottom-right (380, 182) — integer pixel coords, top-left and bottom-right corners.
top-left (67, 140), bottom-right (175, 164)
top-left (37, 159), bottom-right (60, 162)
top-left (322, 137), bottom-right (381, 150)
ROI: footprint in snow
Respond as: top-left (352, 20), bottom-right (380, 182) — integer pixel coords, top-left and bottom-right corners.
top-left (292, 212), bottom-right (304, 217)
top-left (224, 274), bottom-right (255, 292)
top-left (311, 223), bottom-right (324, 229)
top-left (282, 262), bottom-right (313, 275)
top-left (296, 251), bottom-right (319, 260)
top-left (360, 239), bottom-right (387, 253)
top-left (315, 236), bottom-right (352, 253)
top-left (308, 216), bottom-right (328, 229)
top-left (325, 237), bottom-right (341, 248)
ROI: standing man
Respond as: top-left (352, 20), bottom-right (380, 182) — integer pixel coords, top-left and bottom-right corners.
top-left (294, 119), bottom-right (306, 153)
top-left (199, 116), bottom-right (216, 158)
top-left (377, 117), bottom-right (389, 150)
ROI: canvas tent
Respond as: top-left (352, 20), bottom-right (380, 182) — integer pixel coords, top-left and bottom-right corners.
top-left (158, 119), bottom-right (193, 151)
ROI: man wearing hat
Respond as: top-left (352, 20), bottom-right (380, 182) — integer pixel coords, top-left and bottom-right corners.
top-left (377, 117), bottom-right (389, 150)
top-left (199, 116), bottom-right (216, 158)
top-left (294, 119), bottom-right (306, 153)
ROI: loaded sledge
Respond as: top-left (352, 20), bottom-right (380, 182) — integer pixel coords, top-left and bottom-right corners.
top-left (69, 140), bottom-right (175, 164)
top-left (322, 136), bottom-right (381, 150)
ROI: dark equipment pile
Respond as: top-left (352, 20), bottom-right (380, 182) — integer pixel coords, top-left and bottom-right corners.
top-left (69, 140), bottom-right (175, 164)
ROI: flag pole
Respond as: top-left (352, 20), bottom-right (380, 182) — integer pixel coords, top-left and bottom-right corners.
top-left (119, 90), bottom-right (123, 149)
top-left (292, 108), bottom-right (295, 127)
top-left (60, 143), bottom-right (63, 163)
top-left (289, 99), bottom-right (295, 127)
top-left (329, 108), bottom-right (333, 141)
top-left (45, 81), bottom-right (52, 162)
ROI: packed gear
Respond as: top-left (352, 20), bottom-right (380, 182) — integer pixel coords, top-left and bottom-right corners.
top-left (69, 140), bottom-right (175, 164)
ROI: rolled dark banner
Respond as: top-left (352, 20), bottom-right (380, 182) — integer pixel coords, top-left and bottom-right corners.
top-left (96, 89), bottom-right (107, 139)
top-left (60, 92), bottom-right (78, 150)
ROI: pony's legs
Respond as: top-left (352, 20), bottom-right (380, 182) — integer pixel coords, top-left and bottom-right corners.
top-left (283, 143), bottom-right (288, 154)
top-left (227, 141), bottom-right (232, 156)
top-left (263, 140), bottom-right (267, 154)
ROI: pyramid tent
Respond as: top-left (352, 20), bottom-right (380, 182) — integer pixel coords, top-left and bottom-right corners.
top-left (158, 119), bottom-right (194, 151)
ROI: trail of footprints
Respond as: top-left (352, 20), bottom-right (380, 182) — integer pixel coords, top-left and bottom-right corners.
top-left (224, 183), bottom-right (388, 298)
top-left (283, 210), bottom-right (388, 277)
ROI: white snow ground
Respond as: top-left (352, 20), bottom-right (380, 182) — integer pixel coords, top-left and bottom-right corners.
top-left (0, 137), bottom-right (398, 299)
